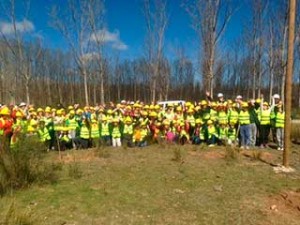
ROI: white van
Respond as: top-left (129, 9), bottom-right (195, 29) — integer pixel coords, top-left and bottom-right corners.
top-left (157, 100), bottom-right (186, 109)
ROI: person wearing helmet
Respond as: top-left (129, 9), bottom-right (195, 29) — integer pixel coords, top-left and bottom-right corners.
top-left (99, 115), bottom-right (111, 146)
top-left (122, 117), bottom-right (134, 147)
top-left (110, 118), bottom-right (122, 147)
top-left (274, 104), bottom-right (285, 151)
top-left (217, 93), bottom-right (225, 103)
top-left (270, 94), bottom-right (282, 143)
top-left (258, 98), bottom-right (272, 148)
top-left (207, 119), bottom-right (218, 147)
top-left (238, 102), bottom-right (251, 149)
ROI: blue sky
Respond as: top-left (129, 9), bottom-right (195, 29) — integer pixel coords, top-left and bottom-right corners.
top-left (0, 0), bottom-right (249, 60)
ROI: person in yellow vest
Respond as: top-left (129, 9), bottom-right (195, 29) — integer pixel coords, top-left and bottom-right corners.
top-left (58, 127), bottom-right (73, 151)
top-left (238, 102), bottom-right (251, 149)
top-left (99, 115), bottom-right (111, 146)
top-left (110, 118), bottom-right (122, 147)
top-left (122, 117), bottom-right (134, 147)
top-left (37, 119), bottom-right (52, 150)
top-left (275, 104), bottom-right (285, 151)
top-left (75, 117), bottom-right (90, 149)
top-left (178, 122), bottom-right (190, 145)
top-left (65, 110), bottom-right (78, 148)
top-left (258, 101), bottom-right (271, 148)
top-left (186, 108), bottom-right (195, 137)
top-left (90, 117), bottom-right (100, 148)
top-left (10, 111), bottom-right (27, 148)
top-left (207, 120), bottom-right (218, 147)
top-left (227, 122), bottom-right (237, 146)
top-left (218, 122), bottom-right (228, 145)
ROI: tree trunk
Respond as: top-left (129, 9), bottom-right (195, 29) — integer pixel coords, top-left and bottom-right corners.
top-left (83, 69), bottom-right (89, 106)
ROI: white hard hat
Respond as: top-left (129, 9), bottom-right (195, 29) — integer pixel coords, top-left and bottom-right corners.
top-left (217, 93), bottom-right (224, 98)
top-left (236, 95), bottom-right (242, 99)
top-left (19, 102), bottom-right (26, 107)
top-left (273, 94), bottom-right (280, 99)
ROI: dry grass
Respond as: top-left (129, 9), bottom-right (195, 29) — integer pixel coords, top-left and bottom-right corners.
top-left (0, 145), bottom-right (299, 225)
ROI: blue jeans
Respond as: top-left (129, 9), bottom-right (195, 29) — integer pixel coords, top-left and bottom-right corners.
top-left (240, 124), bottom-right (250, 147)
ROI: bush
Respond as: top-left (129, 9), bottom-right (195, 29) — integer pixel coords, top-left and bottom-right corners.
top-left (0, 136), bottom-right (60, 196)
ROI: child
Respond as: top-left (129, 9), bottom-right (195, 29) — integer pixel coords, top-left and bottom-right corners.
top-left (178, 122), bottom-right (190, 145)
top-left (99, 116), bottom-right (111, 146)
top-left (218, 122), bottom-right (228, 145)
top-left (90, 118), bottom-right (100, 148)
top-left (110, 118), bottom-right (122, 147)
top-left (227, 122), bottom-right (237, 146)
top-left (59, 127), bottom-right (73, 151)
top-left (207, 120), bottom-right (218, 147)
top-left (275, 105), bottom-right (284, 151)
top-left (122, 117), bottom-right (134, 147)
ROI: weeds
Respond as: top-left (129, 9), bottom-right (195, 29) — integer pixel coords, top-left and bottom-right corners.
top-left (172, 147), bottom-right (184, 162)
top-left (251, 150), bottom-right (263, 161)
top-left (224, 144), bottom-right (240, 161)
top-left (94, 147), bottom-right (110, 158)
top-left (0, 136), bottom-right (60, 196)
top-left (1, 201), bottom-right (33, 225)
top-left (68, 162), bottom-right (82, 179)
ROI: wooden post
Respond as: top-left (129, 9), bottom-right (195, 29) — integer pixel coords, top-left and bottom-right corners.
top-left (283, 0), bottom-right (296, 167)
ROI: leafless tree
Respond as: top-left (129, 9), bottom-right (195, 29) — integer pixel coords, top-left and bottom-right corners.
top-left (143, 0), bottom-right (168, 102)
top-left (185, 0), bottom-right (237, 98)
top-left (50, 0), bottom-right (105, 106)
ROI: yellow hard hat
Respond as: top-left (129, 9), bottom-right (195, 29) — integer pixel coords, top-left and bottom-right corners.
top-left (68, 105), bottom-right (74, 110)
top-left (201, 100), bottom-right (207, 105)
top-left (207, 120), bottom-right (213, 125)
top-left (45, 106), bottom-right (51, 113)
top-left (195, 119), bottom-right (202, 124)
top-left (125, 117), bottom-right (132, 123)
top-left (16, 111), bottom-right (24, 118)
top-left (37, 108), bottom-right (44, 113)
top-left (242, 102), bottom-right (248, 107)
top-left (149, 111), bottom-right (157, 117)
top-left (0, 107), bottom-right (10, 116)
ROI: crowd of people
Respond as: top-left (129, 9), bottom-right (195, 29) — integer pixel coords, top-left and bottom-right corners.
top-left (0, 92), bottom-right (285, 151)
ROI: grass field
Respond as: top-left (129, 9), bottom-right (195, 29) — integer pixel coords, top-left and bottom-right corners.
top-left (0, 144), bottom-right (300, 225)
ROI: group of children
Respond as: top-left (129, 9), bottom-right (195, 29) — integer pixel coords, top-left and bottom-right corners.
top-left (0, 93), bottom-right (286, 151)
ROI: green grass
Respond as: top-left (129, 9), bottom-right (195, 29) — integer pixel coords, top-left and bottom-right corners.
top-left (0, 145), bottom-right (300, 225)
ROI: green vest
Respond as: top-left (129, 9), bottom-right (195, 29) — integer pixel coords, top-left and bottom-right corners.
top-left (275, 112), bottom-right (285, 128)
top-left (227, 127), bottom-right (236, 140)
top-left (210, 109), bottom-right (217, 121)
top-left (91, 123), bottom-right (100, 138)
top-left (67, 118), bottom-right (78, 130)
top-left (208, 126), bottom-right (217, 139)
top-left (259, 110), bottom-right (271, 125)
top-left (229, 110), bottom-right (239, 124)
top-left (61, 135), bottom-right (70, 142)
top-left (186, 115), bottom-right (195, 127)
top-left (218, 111), bottom-right (228, 124)
top-left (123, 124), bottom-right (133, 135)
top-left (239, 111), bottom-right (250, 125)
top-left (219, 127), bottom-right (228, 139)
top-left (101, 123), bottom-right (110, 136)
top-left (112, 126), bottom-right (121, 138)
top-left (80, 125), bottom-right (90, 139)
top-left (38, 127), bottom-right (51, 142)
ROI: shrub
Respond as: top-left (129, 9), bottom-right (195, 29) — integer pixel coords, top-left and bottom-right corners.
top-left (0, 136), bottom-right (60, 196)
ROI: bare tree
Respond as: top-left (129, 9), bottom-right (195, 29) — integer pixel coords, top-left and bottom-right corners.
top-left (185, 0), bottom-right (237, 98)
top-left (143, 0), bottom-right (168, 102)
top-left (50, 0), bottom-right (105, 106)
